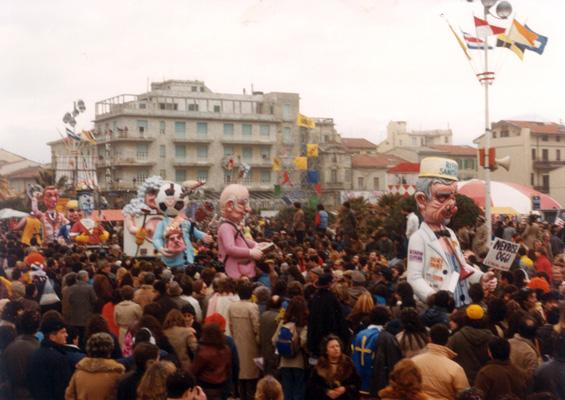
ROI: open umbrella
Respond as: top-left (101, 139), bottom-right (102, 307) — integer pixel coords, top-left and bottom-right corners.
top-left (0, 208), bottom-right (29, 219)
top-left (457, 179), bottom-right (562, 215)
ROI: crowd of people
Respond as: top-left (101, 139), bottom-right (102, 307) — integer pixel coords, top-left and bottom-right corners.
top-left (0, 200), bottom-right (564, 400)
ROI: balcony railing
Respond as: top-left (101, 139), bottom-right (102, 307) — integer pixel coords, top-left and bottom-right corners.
top-left (533, 185), bottom-right (550, 194)
top-left (220, 136), bottom-right (275, 144)
top-left (533, 160), bottom-right (565, 170)
top-left (96, 133), bottom-right (155, 143)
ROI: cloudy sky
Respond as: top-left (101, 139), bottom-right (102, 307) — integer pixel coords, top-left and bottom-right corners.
top-left (1, 0), bottom-right (563, 163)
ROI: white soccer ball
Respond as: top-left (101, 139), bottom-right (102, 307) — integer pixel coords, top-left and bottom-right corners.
top-left (156, 181), bottom-right (186, 217)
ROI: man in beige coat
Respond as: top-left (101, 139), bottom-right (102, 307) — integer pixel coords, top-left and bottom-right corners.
top-left (412, 324), bottom-right (469, 400)
top-left (228, 281), bottom-right (260, 400)
top-left (509, 315), bottom-right (542, 379)
top-left (114, 285), bottom-right (142, 347)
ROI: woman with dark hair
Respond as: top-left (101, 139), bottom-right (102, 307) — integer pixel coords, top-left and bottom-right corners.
top-left (190, 323), bottom-right (232, 400)
top-left (84, 314), bottom-right (122, 358)
top-left (395, 308), bottom-right (429, 358)
top-left (390, 282), bottom-right (418, 319)
top-left (273, 296), bottom-right (308, 400)
top-left (307, 334), bottom-right (360, 400)
top-left (487, 297), bottom-right (509, 337)
top-left (65, 332), bottom-right (125, 399)
top-left (378, 359), bottom-right (428, 400)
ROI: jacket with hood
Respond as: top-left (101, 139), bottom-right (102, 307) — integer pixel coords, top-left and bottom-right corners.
top-left (65, 357), bottom-right (125, 400)
top-left (447, 326), bottom-right (494, 384)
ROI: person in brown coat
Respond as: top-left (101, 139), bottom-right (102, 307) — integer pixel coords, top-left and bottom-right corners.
top-left (293, 202), bottom-right (306, 244)
top-left (228, 281), bottom-right (260, 400)
top-left (475, 337), bottom-right (528, 400)
top-left (134, 272), bottom-right (157, 309)
top-left (113, 285), bottom-right (142, 347)
top-left (65, 332), bottom-right (125, 400)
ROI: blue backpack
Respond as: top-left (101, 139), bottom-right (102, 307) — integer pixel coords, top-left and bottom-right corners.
top-left (275, 324), bottom-right (299, 358)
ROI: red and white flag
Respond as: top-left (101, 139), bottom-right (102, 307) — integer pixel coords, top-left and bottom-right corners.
top-left (474, 16), bottom-right (505, 38)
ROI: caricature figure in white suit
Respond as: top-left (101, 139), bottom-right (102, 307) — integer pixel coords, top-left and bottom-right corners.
top-left (407, 157), bottom-right (496, 308)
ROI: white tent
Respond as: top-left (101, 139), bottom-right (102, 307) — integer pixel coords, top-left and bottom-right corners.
top-left (0, 208), bottom-right (29, 220)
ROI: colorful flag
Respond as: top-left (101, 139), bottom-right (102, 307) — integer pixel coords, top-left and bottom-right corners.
top-left (314, 183), bottom-right (322, 195)
top-left (293, 156), bottom-right (308, 170)
top-left (306, 144), bottom-right (319, 157)
top-left (80, 130), bottom-right (96, 144)
top-left (274, 184), bottom-right (281, 196)
top-left (507, 19), bottom-right (537, 47)
top-left (446, 19), bottom-right (472, 61)
top-left (307, 170), bottom-right (319, 184)
top-left (296, 113), bottom-right (316, 129)
top-left (474, 16), bottom-right (505, 38)
top-left (462, 31), bottom-right (492, 50)
top-left (66, 127), bottom-right (81, 141)
top-left (272, 158), bottom-right (282, 171)
top-left (309, 196), bottom-right (319, 208)
top-left (496, 34), bottom-right (524, 60)
top-left (516, 25), bottom-right (547, 55)
top-left (282, 171), bottom-right (291, 185)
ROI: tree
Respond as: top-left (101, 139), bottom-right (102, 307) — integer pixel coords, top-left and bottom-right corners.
top-left (35, 168), bottom-right (69, 191)
top-left (449, 194), bottom-right (481, 231)
top-left (0, 175), bottom-right (13, 201)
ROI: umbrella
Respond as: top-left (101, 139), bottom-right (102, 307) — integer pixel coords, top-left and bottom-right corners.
top-left (0, 208), bottom-right (29, 219)
top-left (457, 179), bottom-right (562, 215)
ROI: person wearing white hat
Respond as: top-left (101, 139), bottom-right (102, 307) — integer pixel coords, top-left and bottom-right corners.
top-left (407, 158), bottom-right (496, 308)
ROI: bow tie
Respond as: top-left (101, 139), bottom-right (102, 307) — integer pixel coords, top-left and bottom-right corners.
top-left (434, 230), bottom-right (451, 239)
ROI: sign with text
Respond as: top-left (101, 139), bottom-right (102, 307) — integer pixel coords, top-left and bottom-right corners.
top-left (483, 238), bottom-right (519, 271)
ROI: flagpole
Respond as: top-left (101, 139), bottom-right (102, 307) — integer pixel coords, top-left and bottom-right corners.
top-left (483, 2), bottom-right (492, 246)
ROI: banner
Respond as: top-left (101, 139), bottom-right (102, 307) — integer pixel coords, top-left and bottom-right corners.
top-left (483, 238), bottom-right (519, 271)
top-left (307, 144), bottom-right (319, 157)
top-left (296, 113), bottom-right (316, 129)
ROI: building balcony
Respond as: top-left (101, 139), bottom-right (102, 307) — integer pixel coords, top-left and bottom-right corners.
top-left (534, 185), bottom-right (550, 194)
top-left (220, 136), bottom-right (275, 145)
top-left (96, 134), bottom-right (155, 143)
top-left (533, 160), bottom-right (565, 170)
top-left (172, 159), bottom-right (213, 167)
top-left (96, 156), bottom-right (156, 168)
top-left (324, 182), bottom-right (346, 190)
top-left (171, 136), bottom-right (213, 144)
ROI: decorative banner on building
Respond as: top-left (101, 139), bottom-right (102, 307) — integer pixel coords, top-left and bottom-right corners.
top-left (274, 184), bottom-right (281, 196)
top-left (306, 170), bottom-right (319, 184)
top-left (282, 171), bottom-right (291, 185)
top-left (306, 144), bottom-right (319, 157)
top-left (293, 157), bottom-right (307, 170)
top-left (80, 130), bottom-right (97, 144)
top-left (296, 113), bottom-right (316, 129)
top-left (483, 238), bottom-right (519, 271)
top-left (309, 196), bottom-right (319, 208)
top-left (272, 158), bottom-right (282, 171)
top-left (314, 183), bottom-right (322, 195)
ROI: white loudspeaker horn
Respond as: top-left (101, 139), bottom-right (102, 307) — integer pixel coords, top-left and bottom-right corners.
top-left (495, 156), bottom-right (511, 171)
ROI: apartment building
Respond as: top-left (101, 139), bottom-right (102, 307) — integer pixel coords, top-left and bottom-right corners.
top-left (474, 120), bottom-right (565, 205)
top-left (378, 121), bottom-right (452, 153)
top-left (87, 80), bottom-right (300, 193)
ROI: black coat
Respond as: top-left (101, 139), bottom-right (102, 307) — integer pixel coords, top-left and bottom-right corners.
top-left (533, 358), bottom-right (565, 400)
top-left (27, 339), bottom-right (72, 400)
top-left (306, 359), bottom-right (360, 400)
top-left (308, 288), bottom-right (349, 356)
top-left (369, 329), bottom-right (402, 396)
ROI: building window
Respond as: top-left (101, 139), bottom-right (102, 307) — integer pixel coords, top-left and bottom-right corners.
top-left (136, 171), bottom-right (148, 183)
top-left (283, 127), bottom-right (292, 144)
top-left (330, 170), bottom-right (338, 184)
top-left (159, 102), bottom-right (178, 111)
top-left (197, 122), bottom-right (208, 137)
top-left (260, 125), bottom-right (270, 137)
top-left (444, 136), bottom-right (449, 143)
top-left (175, 145), bottom-right (186, 159)
top-left (501, 130), bottom-right (509, 138)
top-left (159, 145), bottom-right (166, 158)
top-left (411, 137), bottom-right (417, 146)
top-left (224, 123), bottom-right (234, 136)
top-left (542, 175), bottom-right (550, 191)
top-left (260, 147), bottom-right (271, 160)
top-left (542, 135), bottom-right (548, 142)
top-left (224, 170), bottom-right (232, 184)
top-left (137, 120), bottom-right (148, 136)
top-left (191, 86), bottom-right (197, 92)
top-left (197, 145), bottom-right (208, 160)
top-left (136, 143), bottom-right (148, 159)
top-left (175, 169), bottom-right (186, 183)
top-left (283, 104), bottom-right (291, 120)
top-left (373, 177), bottom-right (379, 189)
top-left (214, 105), bottom-right (221, 113)
top-left (557, 149), bottom-right (561, 161)
top-left (196, 170), bottom-right (208, 181)
top-left (542, 149), bottom-right (549, 161)
top-left (223, 145), bottom-right (234, 156)
top-left (357, 177), bottom-right (364, 189)
top-left (242, 124), bottom-right (252, 136)
top-left (188, 103), bottom-right (199, 112)
top-left (159, 121), bottom-right (166, 134)
top-left (260, 170), bottom-right (271, 183)
top-left (531, 148), bottom-right (536, 160)
top-left (175, 122), bottom-right (186, 138)
top-left (159, 169), bottom-right (166, 179)
top-left (557, 136), bottom-right (561, 142)
top-left (242, 147), bottom-right (252, 161)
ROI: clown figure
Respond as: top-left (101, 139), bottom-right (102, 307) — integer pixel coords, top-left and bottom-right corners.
top-left (71, 189), bottom-right (110, 245)
top-left (31, 186), bottom-right (67, 244)
top-left (217, 184), bottom-right (266, 279)
top-left (58, 200), bottom-right (82, 244)
top-left (407, 158), bottom-right (496, 308)
top-left (152, 181), bottom-right (212, 269)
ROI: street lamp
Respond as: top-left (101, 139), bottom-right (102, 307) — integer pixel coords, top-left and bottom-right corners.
top-left (479, 0), bottom-right (512, 244)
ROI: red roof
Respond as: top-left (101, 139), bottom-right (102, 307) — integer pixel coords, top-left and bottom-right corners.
top-left (5, 166), bottom-right (41, 179)
top-left (387, 162), bottom-right (420, 173)
top-left (500, 120), bottom-right (565, 135)
top-left (93, 209), bottom-right (124, 222)
top-left (428, 145), bottom-right (477, 156)
top-left (352, 154), bottom-right (406, 169)
top-left (341, 138), bottom-right (378, 150)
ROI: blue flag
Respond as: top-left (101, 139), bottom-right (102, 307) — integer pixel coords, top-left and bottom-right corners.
top-left (516, 25), bottom-right (548, 55)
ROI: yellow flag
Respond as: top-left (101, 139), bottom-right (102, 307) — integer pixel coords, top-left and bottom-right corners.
top-left (272, 158), bottom-right (281, 171)
top-left (307, 144), bottom-right (318, 157)
top-left (294, 156), bottom-right (307, 170)
top-left (496, 34), bottom-right (524, 60)
top-left (296, 113), bottom-right (316, 129)
top-left (80, 130), bottom-right (97, 144)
